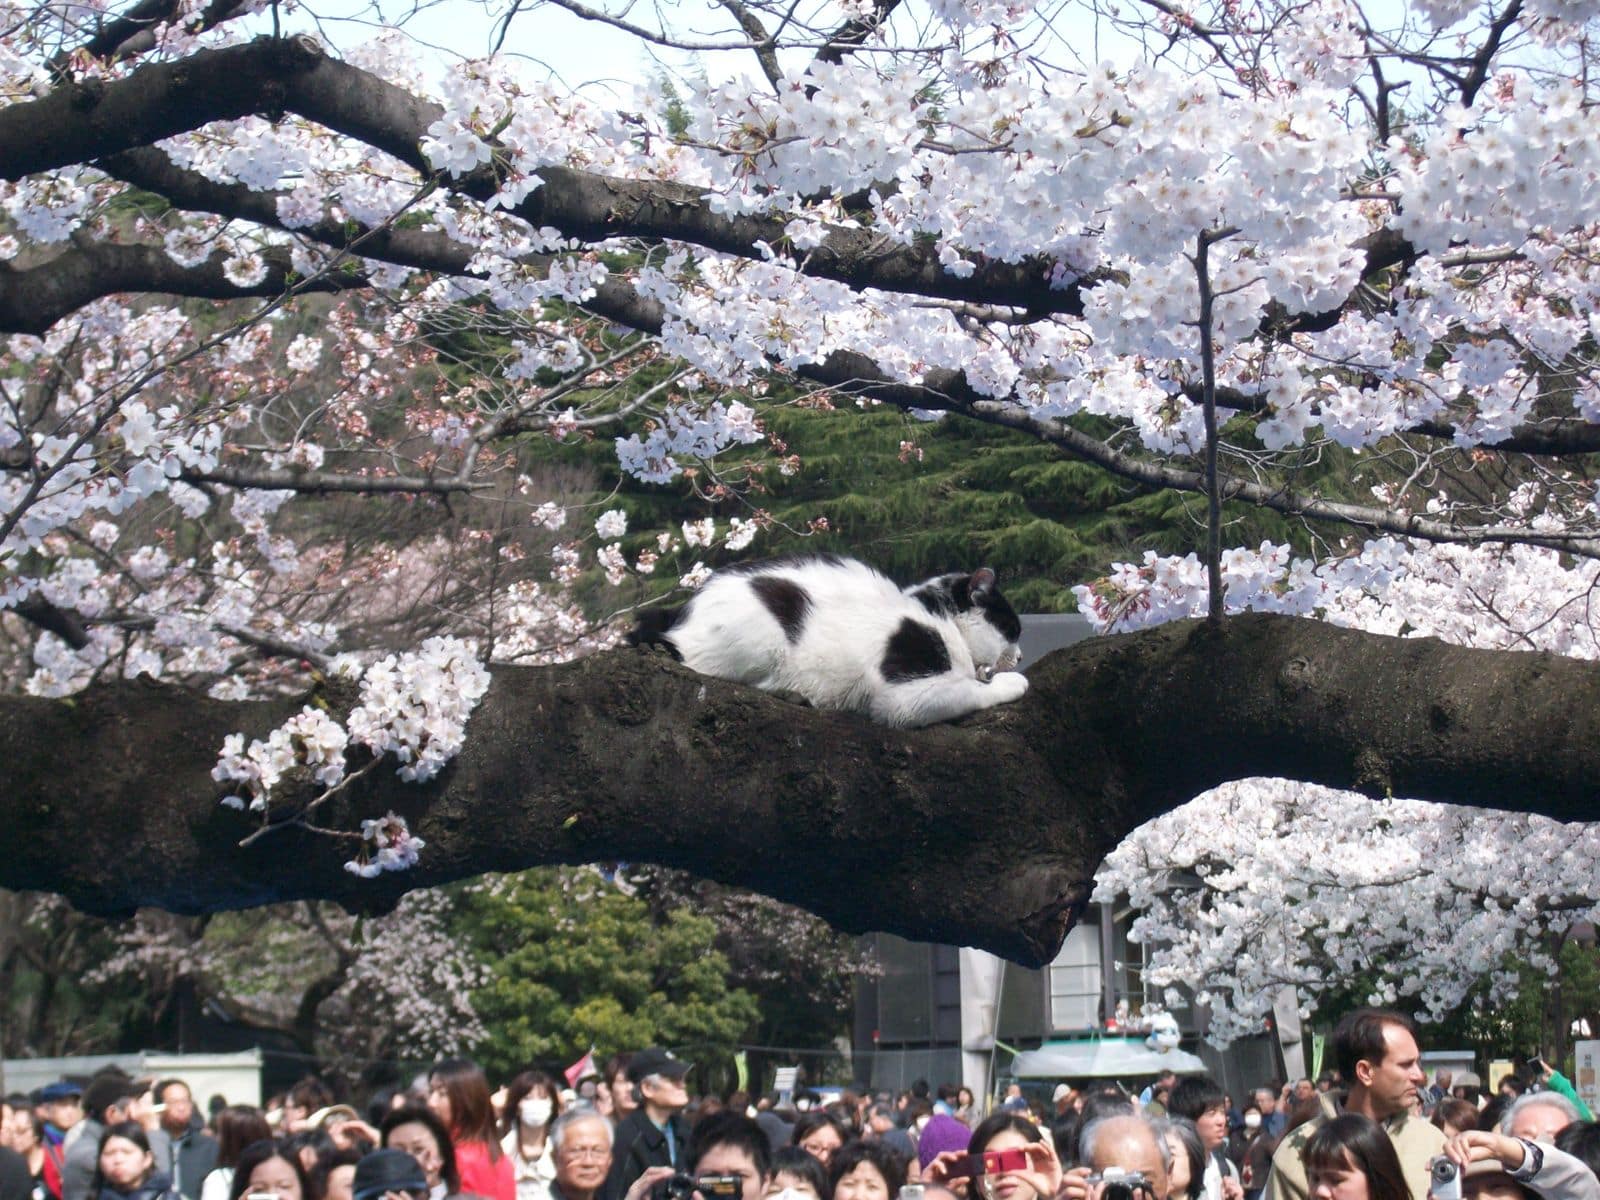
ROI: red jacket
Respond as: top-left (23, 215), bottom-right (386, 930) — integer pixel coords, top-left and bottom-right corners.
top-left (454, 1140), bottom-right (514, 1200)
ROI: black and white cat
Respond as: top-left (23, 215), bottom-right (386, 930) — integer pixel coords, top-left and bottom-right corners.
top-left (630, 554), bottom-right (1028, 727)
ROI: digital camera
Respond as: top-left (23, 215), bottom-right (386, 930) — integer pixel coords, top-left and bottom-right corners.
top-left (659, 1175), bottom-right (745, 1200)
top-left (1089, 1167), bottom-right (1155, 1200)
top-left (1430, 1157), bottom-right (1461, 1200)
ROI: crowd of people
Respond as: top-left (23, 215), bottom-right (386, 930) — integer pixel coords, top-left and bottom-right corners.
top-left (5, 1011), bottom-right (1600, 1200)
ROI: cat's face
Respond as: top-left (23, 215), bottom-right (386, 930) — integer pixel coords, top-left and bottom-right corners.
top-left (954, 568), bottom-right (1023, 679)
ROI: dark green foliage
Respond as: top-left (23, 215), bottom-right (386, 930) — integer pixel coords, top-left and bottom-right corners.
top-left (544, 399), bottom-right (1348, 614)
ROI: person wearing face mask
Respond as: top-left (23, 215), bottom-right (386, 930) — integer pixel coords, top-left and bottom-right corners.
top-left (501, 1074), bottom-right (563, 1200)
top-left (1230, 1107), bottom-right (1276, 1200)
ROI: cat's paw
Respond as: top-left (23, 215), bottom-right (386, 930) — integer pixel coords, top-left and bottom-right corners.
top-left (988, 671), bottom-right (1029, 704)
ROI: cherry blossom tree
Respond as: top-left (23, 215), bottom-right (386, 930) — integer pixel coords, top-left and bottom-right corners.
top-left (83, 891), bottom-right (487, 1069)
top-left (1096, 782), bottom-right (1600, 1046)
top-left (2, 0), bottom-right (1600, 977)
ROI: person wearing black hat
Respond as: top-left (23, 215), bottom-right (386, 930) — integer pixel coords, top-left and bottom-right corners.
top-left (32, 1085), bottom-right (84, 1155)
top-left (63, 1077), bottom-right (143, 1200)
top-left (602, 1051), bottom-right (691, 1200)
top-left (351, 1150), bottom-right (430, 1200)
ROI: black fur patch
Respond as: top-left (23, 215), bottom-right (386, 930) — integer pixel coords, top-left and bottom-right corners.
top-left (910, 575), bottom-right (961, 618)
top-left (882, 618), bottom-right (951, 682)
top-left (910, 571), bottom-right (1022, 643)
top-left (628, 606), bottom-right (684, 659)
top-left (750, 575), bottom-right (810, 643)
top-left (981, 592), bottom-right (1023, 643)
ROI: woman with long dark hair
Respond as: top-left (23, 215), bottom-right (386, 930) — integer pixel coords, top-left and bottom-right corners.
top-left (1301, 1116), bottom-right (1408, 1200)
top-left (428, 1060), bottom-right (513, 1200)
top-left (92, 1123), bottom-right (177, 1200)
top-left (499, 1071), bottom-right (562, 1200)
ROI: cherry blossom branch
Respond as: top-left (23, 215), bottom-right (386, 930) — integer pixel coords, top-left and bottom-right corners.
top-left (715, 0), bottom-right (785, 89)
top-left (778, 350), bottom-right (1600, 558)
top-left (180, 464), bottom-right (489, 495)
top-left (509, 0), bottom-right (781, 52)
top-left (1460, 0), bottom-right (1525, 105)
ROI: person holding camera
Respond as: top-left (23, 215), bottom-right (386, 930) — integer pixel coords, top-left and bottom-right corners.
top-left (1432, 1127), bottom-right (1600, 1200)
top-left (621, 1113), bottom-right (770, 1200)
top-left (604, 1053), bottom-right (693, 1200)
top-left (923, 1114), bottom-right (1063, 1200)
top-left (1059, 1115), bottom-right (1169, 1200)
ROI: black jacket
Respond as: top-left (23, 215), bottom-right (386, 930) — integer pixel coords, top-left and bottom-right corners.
top-left (94, 1170), bottom-right (179, 1200)
top-left (603, 1111), bottom-right (689, 1200)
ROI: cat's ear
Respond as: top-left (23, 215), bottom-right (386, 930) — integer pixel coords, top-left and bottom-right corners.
top-left (969, 567), bottom-right (996, 599)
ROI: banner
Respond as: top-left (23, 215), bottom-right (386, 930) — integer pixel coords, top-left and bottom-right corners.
top-left (1575, 1042), bottom-right (1600, 1115)
top-left (1310, 1034), bottom-right (1325, 1081)
top-left (735, 1051), bottom-right (749, 1094)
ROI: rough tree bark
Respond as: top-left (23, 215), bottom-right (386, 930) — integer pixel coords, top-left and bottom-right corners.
top-left (4, 613), bottom-right (1597, 966)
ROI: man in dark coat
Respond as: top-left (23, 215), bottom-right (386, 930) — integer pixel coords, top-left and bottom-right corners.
top-left (603, 1049), bottom-right (691, 1200)
top-left (147, 1081), bottom-right (217, 1200)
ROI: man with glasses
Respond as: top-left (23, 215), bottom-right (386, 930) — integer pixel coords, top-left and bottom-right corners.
top-left (552, 1113), bottom-right (614, 1200)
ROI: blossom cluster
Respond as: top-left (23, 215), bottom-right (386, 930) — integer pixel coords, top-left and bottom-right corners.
top-left (213, 638), bottom-right (490, 871)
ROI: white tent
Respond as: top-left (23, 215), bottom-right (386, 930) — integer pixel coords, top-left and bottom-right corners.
top-left (1009, 1038), bottom-right (1208, 1080)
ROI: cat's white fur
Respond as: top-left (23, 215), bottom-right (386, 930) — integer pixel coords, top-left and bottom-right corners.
top-left (656, 557), bottom-right (1028, 728)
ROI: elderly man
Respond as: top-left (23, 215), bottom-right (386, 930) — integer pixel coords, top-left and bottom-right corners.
top-left (552, 1111), bottom-right (614, 1200)
top-left (1062, 1115), bottom-right (1170, 1200)
top-left (1500, 1093), bottom-right (1582, 1144)
top-left (1265, 1008), bottom-right (1443, 1200)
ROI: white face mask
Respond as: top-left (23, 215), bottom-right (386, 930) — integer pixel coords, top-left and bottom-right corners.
top-left (1243, 1114), bottom-right (1261, 1130)
top-left (520, 1098), bottom-right (554, 1128)
top-left (914, 1116), bottom-right (930, 1133)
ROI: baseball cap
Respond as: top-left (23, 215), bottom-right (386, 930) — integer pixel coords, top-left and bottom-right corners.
top-left (352, 1150), bottom-right (428, 1200)
top-left (627, 1048), bottom-right (691, 1083)
top-left (1053, 1085), bottom-right (1072, 1103)
top-left (34, 1082), bottom-right (84, 1104)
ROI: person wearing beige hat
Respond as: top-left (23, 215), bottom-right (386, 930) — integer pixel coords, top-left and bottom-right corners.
top-left (1436, 1127), bottom-right (1600, 1200)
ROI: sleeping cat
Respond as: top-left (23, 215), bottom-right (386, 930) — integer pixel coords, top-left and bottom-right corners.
top-left (629, 554), bottom-right (1028, 727)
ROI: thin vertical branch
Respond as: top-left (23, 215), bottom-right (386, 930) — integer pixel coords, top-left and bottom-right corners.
top-left (1194, 229), bottom-right (1225, 624)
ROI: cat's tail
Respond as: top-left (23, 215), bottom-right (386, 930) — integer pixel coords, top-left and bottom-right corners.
top-left (627, 605), bottom-right (685, 659)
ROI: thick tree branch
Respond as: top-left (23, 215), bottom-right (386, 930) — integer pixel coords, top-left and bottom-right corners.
top-left (3, 614), bottom-right (1598, 966)
top-left (0, 237), bottom-right (354, 336)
